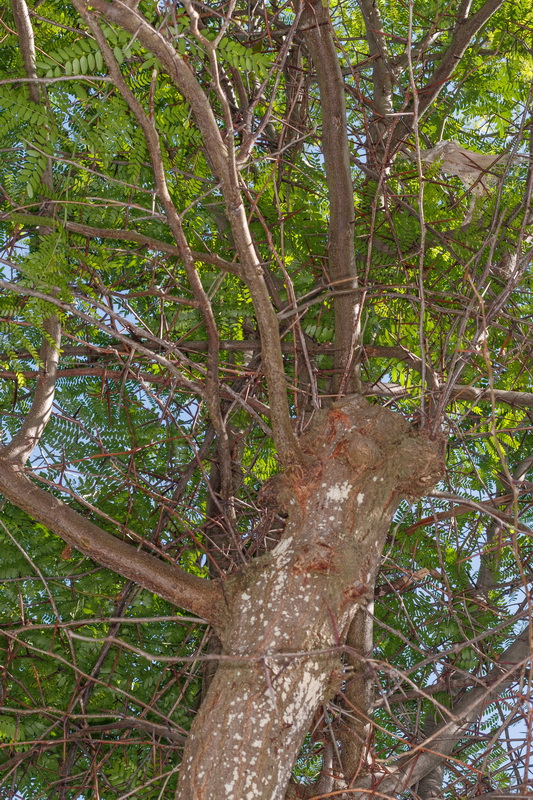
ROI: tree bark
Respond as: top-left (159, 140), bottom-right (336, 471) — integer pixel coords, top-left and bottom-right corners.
top-left (301, 1), bottom-right (361, 394)
top-left (175, 396), bottom-right (442, 799)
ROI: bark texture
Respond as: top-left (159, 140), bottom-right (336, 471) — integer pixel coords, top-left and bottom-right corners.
top-left (175, 396), bottom-right (443, 800)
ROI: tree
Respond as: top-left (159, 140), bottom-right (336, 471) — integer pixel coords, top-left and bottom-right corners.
top-left (0, 0), bottom-right (532, 796)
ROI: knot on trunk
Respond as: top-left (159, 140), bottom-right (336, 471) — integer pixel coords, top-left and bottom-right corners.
top-left (288, 395), bottom-right (444, 504)
top-left (393, 431), bottom-right (445, 499)
top-left (252, 396), bottom-right (443, 572)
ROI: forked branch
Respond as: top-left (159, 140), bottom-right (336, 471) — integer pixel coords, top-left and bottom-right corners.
top-left (391, 0), bottom-right (506, 149)
top-left (84, 0), bottom-right (301, 466)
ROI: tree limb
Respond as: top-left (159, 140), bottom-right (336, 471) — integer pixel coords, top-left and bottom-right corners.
top-left (350, 626), bottom-right (532, 799)
top-left (11, 0), bottom-right (41, 105)
top-left (301, 1), bottom-right (361, 394)
top-left (0, 716), bottom-right (185, 774)
top-left (417, 0), bottom-right (505, 116)
top-left (0, 463), bottom-right (227, 631)
top-left (43, 217), bottom-right (241, 276)
top-left (72, 0), bottom-right (235, 514)
top-left (1, 316), bottom-right (61, 467)
top-left (0, 278), bottom-right (204, 396)
top-left (357, 0), bottom-right (394, 118)
top-left (392, 0), bottom-right (506, 147)
top-left (83, 0), bottom-right (301, 467)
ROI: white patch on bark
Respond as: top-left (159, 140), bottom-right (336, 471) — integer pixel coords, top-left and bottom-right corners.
top-left (325, 482), bottom-right (352, 503)
top-left (357, 493), bottom-right (365, 504)
top-left (279, 660), bottom-right (324, 732)
top-left (272, 535), bottom-right (293, 564)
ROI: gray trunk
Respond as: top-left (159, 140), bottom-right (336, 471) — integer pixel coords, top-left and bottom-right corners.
top-left (176, 397), bottom-right (442, 800)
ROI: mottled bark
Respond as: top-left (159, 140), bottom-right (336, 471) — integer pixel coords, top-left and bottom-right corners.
top-left (175, 396), bottom-right (442, 799)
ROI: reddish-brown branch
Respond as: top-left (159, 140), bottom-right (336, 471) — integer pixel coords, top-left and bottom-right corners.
top-left (0, 277), bottom-right (204, 396)
top-left (60, 219), bottom-right (242, 276)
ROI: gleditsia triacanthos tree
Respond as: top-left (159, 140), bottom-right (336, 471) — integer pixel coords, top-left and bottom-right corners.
top-left (0, 0), bottom-right (532, 798)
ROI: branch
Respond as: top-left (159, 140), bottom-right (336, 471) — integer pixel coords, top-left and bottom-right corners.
top-left (363, 380), bottom-right (533, 410)
top-left (340, 602), bottom-right (374, 780)
top-left (5, 339), bottom-right (533, 412)
top-left (428, 491), bottom-right (531, 535)
top-left (301, 1), bottom-right (361, 394)
top-left (67, 716), bottom-right (186, 745)
top-left (11, 0), bottom-right (53, 197)
top-left (364, 344), bottom-right (440, 391)
top-left (7, 5), bottom-right (204, 668)
top-left (72, 1), bottom-right (235, 512)
top-left (47, 218), bottom-right (241, 276)
top-left (3, 4), bottom-right (60, 466)
top-left (357, 0), bottom-right (394, 117)
top-left (392, 0), bottom-right (505, 146)
top-left (83, 0), bottom-right (300, 467)
top-left (0, 464), bottom-right (227, 630)
top-left (1, 316), bottom-right (61, 466)
top-left (398, 627), bottom-right (531, 783)
top-left (418, 0), bottom-right (505, 116)
top-left (477, 452), bottom-right (533, 591)
top-left (415, 763), bottom-right (445, 800)
top-left (467, 789), bottom-right (533, 800)
top-left (0, 715), bottom-right (185, 773)
top-left (0, 278), bottom-right (204, 396)
top-left (449, 386), bottom-right (533, 409)
top-left (363, 346), bottom-right (533, 408)
top-left (11, 0), bottom-right (41, 105)
top-left (351, 627), bottom-right (532, 799)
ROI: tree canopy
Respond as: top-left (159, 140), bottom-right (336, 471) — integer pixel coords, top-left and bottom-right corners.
top-left (0, 0), bottom-right (533, 798)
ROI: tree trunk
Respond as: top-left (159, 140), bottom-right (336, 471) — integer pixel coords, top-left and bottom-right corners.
top-left (176, 397), bottom-right (443, 800)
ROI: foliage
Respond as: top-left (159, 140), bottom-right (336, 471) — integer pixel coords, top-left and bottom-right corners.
top-left (0, 0), bottom-right (532, 797)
